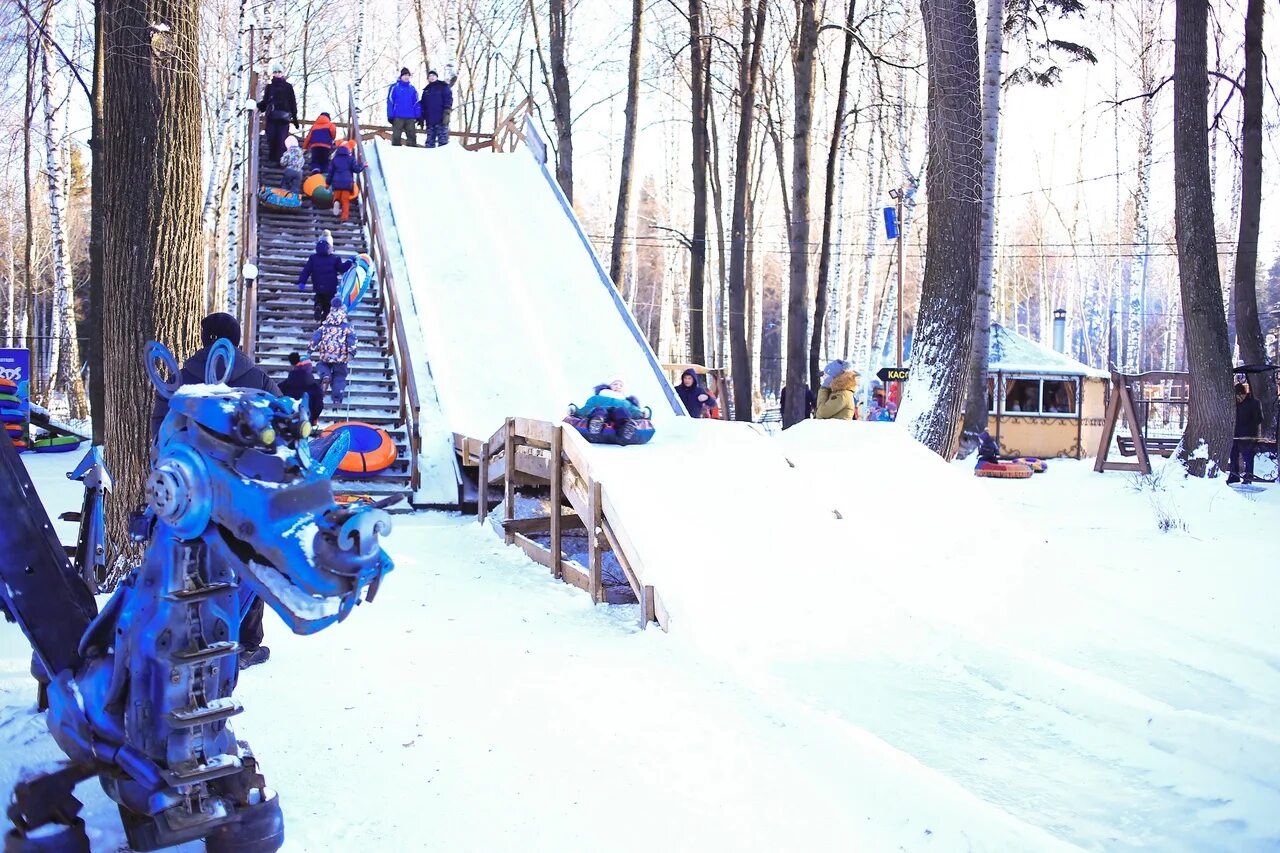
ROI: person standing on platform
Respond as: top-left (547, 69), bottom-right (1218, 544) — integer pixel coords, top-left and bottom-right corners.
top-left (386, 68), bottom-right (420, 147)
top-left (419, 70), bottom-right (453, 148)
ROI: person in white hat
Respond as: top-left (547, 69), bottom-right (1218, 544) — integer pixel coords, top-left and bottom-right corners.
top-left (257, 62), bottom-right (298, 163)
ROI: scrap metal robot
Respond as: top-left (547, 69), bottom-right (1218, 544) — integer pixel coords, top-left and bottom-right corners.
top-left (0, 340), bottom-right (395, 852)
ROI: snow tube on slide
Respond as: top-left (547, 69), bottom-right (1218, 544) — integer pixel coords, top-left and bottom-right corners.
top-left (337, 253), bottom-right (375, 311)
top-left (564, 406), bottom-right (655, 446)
top-left (310, 186), bottom-right (334, 209)
top-left (33, 435), bottom-right (81, 453)
top-left (974, 460), bottom-right (1033, 479)
top-left (302, 172), bottom-right (328, 197)
top-left (258, 187), bottom-right (304, 211)
top-left (322, 421), bottom-right (397, 475)
top-left (1010, 457), bottom-right (1048, 473)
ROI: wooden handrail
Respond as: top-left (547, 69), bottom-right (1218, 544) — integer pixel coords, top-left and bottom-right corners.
top-left (243, 105), bottom-right (261, 358)
top-left (466, 418), bottom-right (664, 630)
top-left (348, 90), bottom-right (423, 494)
top-left (295, 117), bottom-right (496, 145)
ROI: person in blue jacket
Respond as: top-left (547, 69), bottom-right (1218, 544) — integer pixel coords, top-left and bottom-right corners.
top-left (419, 70), bottom-right (454, 148)
top-left (675, 368), bottom-right (717, 418)
top-left (297, 236), bottom-right (353, 321)
top-left (325, 144), bottom-right (365, 221)
top-left (386, 68), bottom-right (420, 147)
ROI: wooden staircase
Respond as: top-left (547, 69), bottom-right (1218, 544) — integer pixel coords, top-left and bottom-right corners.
top-left (252, 155), bottom-right (413, 500)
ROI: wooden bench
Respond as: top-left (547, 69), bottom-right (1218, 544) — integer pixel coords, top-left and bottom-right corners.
top-left (1116, 435), bottom-right (1181, 458)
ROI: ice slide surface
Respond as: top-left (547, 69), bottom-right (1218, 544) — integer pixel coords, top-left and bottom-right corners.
top-left (373, 140), bottom-right (681, 441)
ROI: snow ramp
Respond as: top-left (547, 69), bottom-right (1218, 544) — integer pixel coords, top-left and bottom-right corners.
top-left (368, 132), bottom-right (682, 441)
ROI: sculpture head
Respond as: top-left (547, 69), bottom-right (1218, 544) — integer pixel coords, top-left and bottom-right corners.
top-left (145, 339), bottom-right (393, 634)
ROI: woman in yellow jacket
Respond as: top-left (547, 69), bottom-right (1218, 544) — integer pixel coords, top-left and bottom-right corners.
top-left (816, 361), bottom-right (860, 420)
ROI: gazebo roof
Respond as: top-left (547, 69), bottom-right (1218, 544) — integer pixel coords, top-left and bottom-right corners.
top-left (988, 323), bottom-right (1108, 378)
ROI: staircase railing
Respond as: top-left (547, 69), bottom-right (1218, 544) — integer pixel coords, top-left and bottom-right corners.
top-left (240, 106), bottom-right (261, 359)
top-left (348, 90), bottom-right (422, 494)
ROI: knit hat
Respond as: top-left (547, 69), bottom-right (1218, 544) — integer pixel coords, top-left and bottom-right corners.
top-left (427, 69), bottom-right (438, 78)
top-left (201, 312), bottom-right (241, 347)
top-left (820, 359), bottom-right (850, 389)
top-left (270, 62), bottom-right (284, 75)
top-left (288, 352), bottom-right (302, 366)
top-left (330, 297), bottom-right (344, 309)
top-left (400, 67), bottom-right (411, 77)
top-left (315, 237), bottom-right (331, 254)
top-left (285, 136), bottom-right (299, 149)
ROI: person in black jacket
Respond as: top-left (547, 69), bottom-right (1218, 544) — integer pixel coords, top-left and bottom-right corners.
top-left (779, 384), bottom-right (816, 419)
top-left (675, 368), bottom-right (717, 418)
top-left (297, 235), bottom-right (353, 320)
top-left (257, 63), bottom-right (299, 164)
top-left (418, 70), bottom-right (454, 148)
top-left (1228, 381), bottom-right (1264, 484)
top-left (279, 351), bottom-right (324, 427)
top-left (148, 312), bottom-right (281, 670)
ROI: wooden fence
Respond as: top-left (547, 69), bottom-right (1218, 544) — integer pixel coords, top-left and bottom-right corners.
top-left (456, 419), bottom-right (666, 630)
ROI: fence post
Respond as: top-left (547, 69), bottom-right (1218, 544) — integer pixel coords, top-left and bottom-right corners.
top-left (477, 441), bottom-right (490, 522)
top-left (587, 480), bottom-right (602, 603)
top-left (503, 418), bottom-right (516, 544)
top-left (550, 426), bottom-right (563, 579)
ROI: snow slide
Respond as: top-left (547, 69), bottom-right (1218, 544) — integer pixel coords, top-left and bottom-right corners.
top-left (372, 138), bottom-right (681, 442)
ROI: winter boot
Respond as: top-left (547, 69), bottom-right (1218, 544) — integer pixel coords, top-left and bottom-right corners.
top-left (239, 646), bottom-right (271, 670)
top-left (618, 419), bottom-right (637, 443)
top-left (1227, 474), bottom-right (1241, 485)
top-left (587, 416), bottom-right (605, 437)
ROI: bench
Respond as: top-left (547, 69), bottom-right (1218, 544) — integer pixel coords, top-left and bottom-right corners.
top-left (1116, 435), bottom-right (1181, 458)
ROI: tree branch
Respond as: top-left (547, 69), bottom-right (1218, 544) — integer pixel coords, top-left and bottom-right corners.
top-left (817, 23), bottom-right (922, 71)
top-left (13, 0), bottom-right (92, 104)
top-left (1105, 74), bottom-right (1173, 107)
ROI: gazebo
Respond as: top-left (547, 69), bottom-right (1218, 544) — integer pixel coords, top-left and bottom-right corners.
top-left (979, 323), bottom-right (1109, 459)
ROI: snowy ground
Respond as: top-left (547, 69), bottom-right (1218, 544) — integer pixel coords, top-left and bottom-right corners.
top-left (3, 440), bottom-right (1278, 851)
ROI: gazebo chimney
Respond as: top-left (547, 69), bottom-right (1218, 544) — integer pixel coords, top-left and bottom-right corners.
top-left (1053, 308), bottom-right (1066, 353)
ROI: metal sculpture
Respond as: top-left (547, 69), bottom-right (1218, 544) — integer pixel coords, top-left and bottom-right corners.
top-left (0, 339), bottom-right (394, 852)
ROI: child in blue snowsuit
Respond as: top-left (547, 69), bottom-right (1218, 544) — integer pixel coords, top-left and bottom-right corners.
top-left (297, 235), bottom-right (353, 321)
top-left (576, 379), bottom-right (646, 441)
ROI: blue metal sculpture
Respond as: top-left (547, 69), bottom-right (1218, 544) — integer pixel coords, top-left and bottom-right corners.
top-left (0, 339), bottom-right (394, 852)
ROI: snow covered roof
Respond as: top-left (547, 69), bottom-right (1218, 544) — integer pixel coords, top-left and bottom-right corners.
top-left (988, 323), bottom-right (1108, 378)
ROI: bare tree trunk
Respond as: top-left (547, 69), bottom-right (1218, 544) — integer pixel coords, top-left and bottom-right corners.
top-left (1170, 0), bottom-right (1234, 475)
top-left (21, 18), bottom-right (35, 353)
top-left (957, 0), bottom-right (1004, 456)
top-left (899, 0), bottom-right (982, 456)
top-left (101, 0), bottom-right (205, 577)
top-left (608, 0), bottom-right (643, 290)
top-left (808, 0), bottom-right (856, 395)
top-left (89, 0), bottom-right (105, 440)
top-left (727, 0), bottom-right (767, 420)
top-left (203, 0), bottom-right (247, 310)
top-left (783, 0), bottom-right (819, 428)
top-left (688, 0), bottom-right (708, 365)
top-left (411, 0), bottom-right (432, 73)
top-left (549, 0), bottom-right (573, 203)
top-left (352, 0), bottom-right (367, 115)
top-left (1232, 0), bottom-right (1273, 431)
top-left (41, 9), bottom-right (88, 417)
